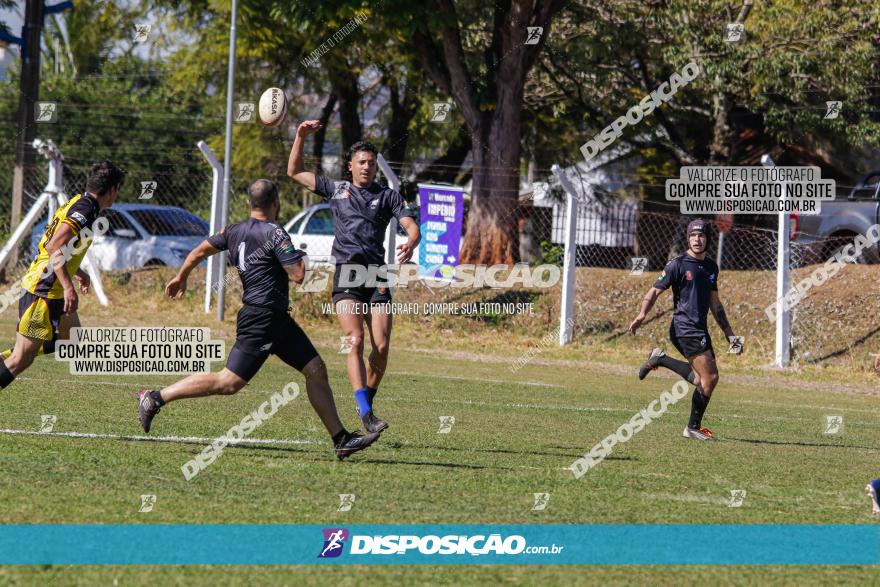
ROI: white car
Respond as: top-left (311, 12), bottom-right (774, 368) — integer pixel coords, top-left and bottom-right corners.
top-left (283, 203), bottom-right (336, 263)
top-left (31, 204), bottom-right (209, 271)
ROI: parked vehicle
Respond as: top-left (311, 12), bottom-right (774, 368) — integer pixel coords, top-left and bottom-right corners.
top-left (31, 203), bottom-right (209, 271)
top-left (283, 202), bottom-right (423, 265)
top-left (792, 171), bottom-right (880, 265)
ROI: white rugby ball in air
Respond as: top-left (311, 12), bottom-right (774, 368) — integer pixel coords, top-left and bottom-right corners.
top-left (258, 87), bottom-right (288, 126)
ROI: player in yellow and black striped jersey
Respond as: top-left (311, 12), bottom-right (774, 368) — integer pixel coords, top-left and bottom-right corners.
top-left (0, 160), bottom-right (125, 389)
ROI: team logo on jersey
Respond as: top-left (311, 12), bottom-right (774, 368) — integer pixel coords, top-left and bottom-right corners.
top-left (332, 182), bottom-right (353, 200)
top-left (370, 198), bottom-right (379, 210)
top-left (686, 270), bottom-right (693, 281)
top-left (69, 211), bottom-right (87, 226)
top-left (379, 287), bottom-right (387, 295)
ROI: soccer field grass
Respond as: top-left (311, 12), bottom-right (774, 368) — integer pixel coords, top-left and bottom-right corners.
top-left (0, 311), bottom-right (879, 584)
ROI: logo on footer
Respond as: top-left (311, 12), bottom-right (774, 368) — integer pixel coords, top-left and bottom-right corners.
top-left (319, 528), bottom-right (349, 558)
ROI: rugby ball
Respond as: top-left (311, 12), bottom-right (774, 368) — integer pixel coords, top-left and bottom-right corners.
top-left (258, 87), bottom-right (288, 127)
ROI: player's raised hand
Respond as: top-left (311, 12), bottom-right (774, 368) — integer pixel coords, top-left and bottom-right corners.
top-left (165, 275), bottom-right (187, 299)
top-left (396, 241), bottom-right (415, 264)
top-left (628, 314), bottom-right (645, 335)
top-left (296, 120), bottom-right (322, 137)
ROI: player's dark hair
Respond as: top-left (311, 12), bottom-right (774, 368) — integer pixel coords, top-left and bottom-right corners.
top-left (347, 140), bottom-right (378, 161)
top-left (86, 160), bottom-right (126, 196)
top-left (248, 179), bottom-right (279, 210)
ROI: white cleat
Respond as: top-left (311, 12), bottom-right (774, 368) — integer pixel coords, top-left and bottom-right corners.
top-left (682, 426), bottom-right (714, 440)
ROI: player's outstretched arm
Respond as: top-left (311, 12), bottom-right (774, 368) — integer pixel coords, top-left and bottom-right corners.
top-left (287, 120), bottom-right (322, 192)
top-left (629, 287), bottom-right (663, 334)
top-left (165, 240), bottom-right (220, 299)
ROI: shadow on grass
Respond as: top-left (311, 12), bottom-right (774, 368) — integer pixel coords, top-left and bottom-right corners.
top-left (601, 307), bottom-right (671, 344)
top-left (803, 323), bottom-right (880, 364)
top-left (726, 436), bottom-right (880, 451)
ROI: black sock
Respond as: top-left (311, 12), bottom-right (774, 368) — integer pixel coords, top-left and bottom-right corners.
top-left (151, 390), bottom-right (166, 407)
top-left (366, 386), bottom-right (378, 403)
top-left (332, 429), bottom-right (349, 445)
top-left (688, 386), bottom-right (711, 429)
top-left (657, 355), bottom-right (696, 383)
top-left (0, 360), bottom-right (14, 388)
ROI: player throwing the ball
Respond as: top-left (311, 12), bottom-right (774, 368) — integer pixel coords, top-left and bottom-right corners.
top-left (136, 179), bottom-right (380, 460)
top-left (287, 121), bottom-right (420, 434)
top-left (628, 218), bottom-right (743, 440)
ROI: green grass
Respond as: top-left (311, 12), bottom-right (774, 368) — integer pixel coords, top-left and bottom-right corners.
top-left (0, 297), bottom-right (879, 584)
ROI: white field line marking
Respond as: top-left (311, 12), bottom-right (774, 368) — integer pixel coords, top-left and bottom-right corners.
top-left (21, 371), bottom-right (563, 390)
top-left (389, 396), bottom-right (621, 413)
top-left (18, 376), bottom-right (133, 387)
top-left (738, 399), bottom-right (880, 414)
top-left (389, 371), bottom-right (562, 388)
top-left (0, 428), bottom-right (316, 446)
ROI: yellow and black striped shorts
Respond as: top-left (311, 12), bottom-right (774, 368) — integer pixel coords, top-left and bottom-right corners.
top-left (17, 291), bottom-right (65, 341)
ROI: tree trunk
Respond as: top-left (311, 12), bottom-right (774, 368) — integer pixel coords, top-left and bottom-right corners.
top-left (382, 71), bottom-right (418, 177)
top-left (411, 0), bottom-right (564, 265)
top-left (459, 120), bottom-right (521, 265)
top-left (328, 64), bottom-right (362, 176)
top-left (708, 92), bottom-right (734, 165)
top-left (312, 93), bottom-right (337, 177)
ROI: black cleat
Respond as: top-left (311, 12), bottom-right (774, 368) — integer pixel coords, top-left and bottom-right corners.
top-left (137, 389), bottom-right (164, 433)
top-left (361, 410), bottom-right (389, 434)
top-left (335, 430), bottom-right (381, 460)
top-left (638, 348), bottom-right (665, 380)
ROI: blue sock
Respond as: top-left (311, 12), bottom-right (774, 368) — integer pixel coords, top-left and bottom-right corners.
top-left (354, 387), bottom-right (372, 415)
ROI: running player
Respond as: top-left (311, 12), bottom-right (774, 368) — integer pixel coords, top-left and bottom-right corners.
top-left (287, 121), bottom-right (420, 434)
top-left (0, 160), bottom-right (124, 389)
top-left (628, 218), bottom-right (743, 440)
top-left (136, 179), bottom-right (380, 460)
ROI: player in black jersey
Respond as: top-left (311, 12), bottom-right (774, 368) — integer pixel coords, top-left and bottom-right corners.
top-left (136, 179), bottom-right (380, 460)
top-left (628, 219), bottom-right (743, 440)
top-left (287, 120), bottom-right (420, 435)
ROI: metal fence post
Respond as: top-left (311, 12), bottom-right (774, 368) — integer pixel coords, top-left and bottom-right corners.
top-left (198, 141), bottom-right (224, 314)
top-left (763, 154), bottom-right (790, 368)
top-left (377, 154), bottom-right (399, 266)
top-left (552, 164), bottom-right (578, 346)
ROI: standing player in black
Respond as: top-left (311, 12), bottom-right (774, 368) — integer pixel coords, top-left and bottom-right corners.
top-left (628, 219), bottom-right (743, 440)
top-left (287, 120), bottom-right (420, 434)
top-left (136, 179), bottom-right (380, 460)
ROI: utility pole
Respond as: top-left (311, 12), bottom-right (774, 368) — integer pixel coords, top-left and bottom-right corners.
top-left (10, 0), bottom-right (45, 270)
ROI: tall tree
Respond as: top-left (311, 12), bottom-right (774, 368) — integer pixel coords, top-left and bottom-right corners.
top-left (411, 0), bottom-right (566, 264)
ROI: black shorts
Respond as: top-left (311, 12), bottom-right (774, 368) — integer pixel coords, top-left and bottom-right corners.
top-left (226, 305), bottom-right (319, 382)
top-left (331, 264), bottom-right (393, 305)
top-left (669, 324), bottom-right (714, 359)
top-left (17, 291), bottom-right (65, 342)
